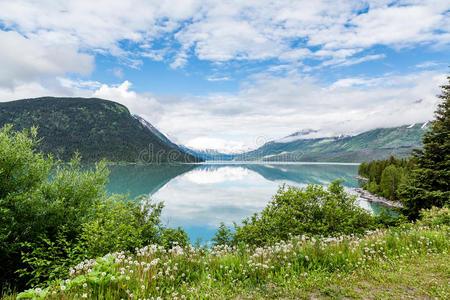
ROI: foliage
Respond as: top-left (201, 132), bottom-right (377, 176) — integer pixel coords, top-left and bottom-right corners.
top-left (211, 222), bottom-right (233, 246)
top-left (13, 223), bottom-right (449, 299)
top-left (0, 126), bottom-right (187, 289)
top-left (0, 97), bottom-right (200, 162)
top-left (399, 75), bottom-right (450, 219)
top-left (358, 156), bottom-right (412, 200)
top-left (379, 165), bottom-right (407, 200)
top-left (0, 125), bottom-right (56, 287)
top-left (158, 227), bottom-right (190, 249)
top-left (234, 123), bottom-right (426, 163)
top-left (373, 207), bottom-right (408, 228)
top-left (418, 206), bottom-right (450, 227)
top-left (77, 195), bottom-right (163, 257)
top-left (232, 181), bottom-right (376, 246)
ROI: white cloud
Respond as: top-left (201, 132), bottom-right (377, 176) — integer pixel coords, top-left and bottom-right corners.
top-left (0, 0), bottom-right (448, 69)
top-left (0, 30), bottom-right (93, 88)
top-left (71, 69), bottom-right (445, 151)
top-left (0, 69), bottom-right (446, 151)
top-left (206, 76), bottom-right (231, 82)
top-left (1, 0), bottom-right (449, 152)
top-left (185, 137), bottom-right (249, 153)
top-left (415, 61), bottom-right (441, 69)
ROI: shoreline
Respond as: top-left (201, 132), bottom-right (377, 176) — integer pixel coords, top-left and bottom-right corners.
top-left (355, 175), bottom-right (368, 181)
top-left (355, 187), bottom-right (403, 208)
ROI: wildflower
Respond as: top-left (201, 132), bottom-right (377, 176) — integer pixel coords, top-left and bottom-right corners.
top-left (82, 294), bottom-right (88, 298)
top-left (61, 286), bottom-right (66, 291)
top-left (83, 283), bottom-right (87, 288)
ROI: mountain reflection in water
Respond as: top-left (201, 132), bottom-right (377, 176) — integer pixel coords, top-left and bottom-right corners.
top-left (107, 163), bottom-right (379, 243)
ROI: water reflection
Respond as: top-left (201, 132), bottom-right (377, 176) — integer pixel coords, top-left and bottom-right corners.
top-left (107, 163), bottom-right (379, 242)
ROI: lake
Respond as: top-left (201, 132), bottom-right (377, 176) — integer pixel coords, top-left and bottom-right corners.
top-left (106, 162), bottom-right (380, 243)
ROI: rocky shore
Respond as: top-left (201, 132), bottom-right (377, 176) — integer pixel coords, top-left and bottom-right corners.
top-left (355, 175), bottom-right (368, 181)
top-left (355, 188), bottom-right (403, 208)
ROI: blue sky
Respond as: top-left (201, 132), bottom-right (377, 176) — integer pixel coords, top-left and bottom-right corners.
top-left (0, 0), bottom-right (449, 152)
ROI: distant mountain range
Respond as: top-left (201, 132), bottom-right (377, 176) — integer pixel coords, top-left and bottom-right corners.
top-left (0, 97), bottom-right (200, 163)
top-left (0, 96), bottom-right (428, 163)
top-left (178, 146), bottom-right (237, 161)
top-left (231, 124), bottom-right (427, 163)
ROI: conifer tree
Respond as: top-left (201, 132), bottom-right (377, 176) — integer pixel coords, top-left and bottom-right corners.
top-left (400, 74), bottom-right (450, 219)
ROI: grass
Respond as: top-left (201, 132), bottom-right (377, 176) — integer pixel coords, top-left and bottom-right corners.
top-left (6, 222), bottom-right (448, 299)
top-left (239, 251), bottom-right (448, 299)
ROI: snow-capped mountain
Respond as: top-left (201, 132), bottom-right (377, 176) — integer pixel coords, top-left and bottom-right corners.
top-left (133, 114), bottom-right (180, 149)
top-left (233, 123), bottom-right (429, 163)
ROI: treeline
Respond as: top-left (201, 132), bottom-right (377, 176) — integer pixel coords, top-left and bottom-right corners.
top-left (358, 74), bottom-right (449, 220)
top-left (0, 97), bottom-right (200, 163)
top-left (358, 156), bottom-right (414, 200)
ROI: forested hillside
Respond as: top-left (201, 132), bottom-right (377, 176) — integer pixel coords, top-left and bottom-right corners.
top-left (0, 97), bottom-right (200, 162)
top-left (234, 124), bottom-right (427, 162)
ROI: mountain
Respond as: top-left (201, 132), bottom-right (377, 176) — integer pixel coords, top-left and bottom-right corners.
top-left (0, 97), bottom-right (201, 163)
top-left (178, 146), bottom-right (237, 161)
top-left (133, 114), bottom-right (235, 161)
top-left (273, 129), bottom-right (319, 143)
top-left (233, 124), bottom-right (427, 163)
top-left (133, 114), bottom-right (180, 149)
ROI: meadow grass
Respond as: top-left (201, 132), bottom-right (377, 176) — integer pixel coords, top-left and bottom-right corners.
top-left (8, 222), bottom-right (448, 299)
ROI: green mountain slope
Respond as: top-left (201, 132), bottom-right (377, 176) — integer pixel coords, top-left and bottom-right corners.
top-left (234, 124), bottom-right (427, 163)
top-left (0, 97), bottom-right (200, 162)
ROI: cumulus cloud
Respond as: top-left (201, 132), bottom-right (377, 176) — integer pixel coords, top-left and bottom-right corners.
top-left (0, 0), bottom-right (448, 69)
top-left (45, 69), bottom-right (442, 151)
top-left (1, 0), bottom-right (448, 152)
top-left (0, 30), bottom-right (93, 88)
top-left (0, 68), bottom-right (446, 151)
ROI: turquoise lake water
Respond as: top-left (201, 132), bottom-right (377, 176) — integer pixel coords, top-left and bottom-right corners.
top-left (106, 162), bottom-right (379, 243)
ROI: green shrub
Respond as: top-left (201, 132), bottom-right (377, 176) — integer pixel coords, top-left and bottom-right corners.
top-left (0, 125), bottom-right (185, 289)
top-left (374, 207), bottom-right (408, 228)
top-left (232, 180), bottom-right (376, 246)
top-left (158, 227), bottom-right (190, 249)
top-left (419, 206), bottom-right (450, 226)
top-left (211, 222), bottom-right (233, 246)
top-left (77, 195), bottom-right (162, 257)
top-left (366, 181), bottom-right (379, 194)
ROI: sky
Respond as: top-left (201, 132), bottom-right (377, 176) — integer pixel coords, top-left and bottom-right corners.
top-left (0, 0), bottom-right (449, 153)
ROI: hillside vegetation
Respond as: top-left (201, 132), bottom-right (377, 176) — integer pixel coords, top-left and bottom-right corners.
top-left (0, 97), bottom-right (199, 162)
top-left (234, 124), bottom-right (426, 162)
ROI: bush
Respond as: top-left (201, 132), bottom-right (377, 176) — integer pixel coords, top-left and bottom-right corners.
top-left (77, 195), bottom-right (163, 257)
top-left (366, 181), bottom-right (379, 194)
top-left (232, 181), bottom-right (376, 246)
top-left (211, 222), bottom-right (233, 246)
top-left (419, 206), bottom-right (450, 227)
top-left (0, 125), bottom-right (185, 289)
top-left (374, 207), bottom-right (408, 228)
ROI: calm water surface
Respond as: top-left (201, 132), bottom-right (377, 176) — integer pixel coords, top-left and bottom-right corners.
top-left (106, 163), bottom-right (379, 243)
